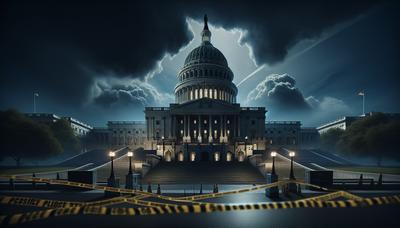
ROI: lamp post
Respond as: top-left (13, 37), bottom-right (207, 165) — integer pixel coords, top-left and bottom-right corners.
top-left (109, 151), bottom-right (115, 179)
top-left (271, 151), bottom-right (277, 175)
top-left (161, 136), bottom-right (165, 158)
top-left (289, 151), bottom-right (295, 180)
top-left (126, 151), bottom-right (135, 190)
top-left (244, 136), bottom-right (248, 154)
top-left (127, 151), bottom-right (133, 174)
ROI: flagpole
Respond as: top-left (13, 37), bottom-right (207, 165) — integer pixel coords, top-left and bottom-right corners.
top-left (33, 93), bottom-right (36, 113)
top-left (362, 92), bottom-right (365, 116)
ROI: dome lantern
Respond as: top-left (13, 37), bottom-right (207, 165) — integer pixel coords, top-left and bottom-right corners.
top-left (201, 14), bottom-right (211, 43)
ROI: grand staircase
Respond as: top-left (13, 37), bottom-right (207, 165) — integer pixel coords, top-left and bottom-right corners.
top-left (142, 161), bottom-right (265, 184)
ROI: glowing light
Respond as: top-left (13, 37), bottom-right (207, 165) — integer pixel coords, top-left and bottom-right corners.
top-left (289, 151), bottom-right (295, 157)
top-left (270, 151), bottom-right (277, 157)
top-left (109, 151), bottom-right (115, 157)
top-left (127, 152), bottom-right (133, 157)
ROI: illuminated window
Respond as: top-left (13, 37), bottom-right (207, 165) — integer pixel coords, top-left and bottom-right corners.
top-left (227, 130), bottom-right (230, 135)
top-left (194, 120), bottom-right (197, 124)
top-left (226, 152), bottom-right (232, 162)
top-left (214, 152), bottom-right (220, 162)
top-left (214, 120), bottom-right (217, 124)
top-left (204, 120), bottom-right (207, 124)
top-left (227, 120), bottom-right (230, 124)
top-left (190, 152), bottom-right (196, 162)
top-left (180, 119), bottom-right (184, 124)
top-left (178, 152), bottom-right (184, 162)
top-left (180, 130), bottom-right (184, 135)
top-left (204, 130), bottom-right (207, 134)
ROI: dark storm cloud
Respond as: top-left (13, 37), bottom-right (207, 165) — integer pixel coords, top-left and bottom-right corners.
top-left (0, 0), bottom-right (379, 112)
top-left (247, 73), bottom-right (311, 111)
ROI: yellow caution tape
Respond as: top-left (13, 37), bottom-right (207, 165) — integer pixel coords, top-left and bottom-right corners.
top-left (1, 194), bottom-right (399, 226)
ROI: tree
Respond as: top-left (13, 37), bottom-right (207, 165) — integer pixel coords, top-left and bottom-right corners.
top-left (0, 109), bottom-right (63, 166)
top-left (320, 128), bottom-right (344, 152)
top-left (49, 119), bottom-right (80, 154)
top-left (332, 112), bottom-right (400, 166)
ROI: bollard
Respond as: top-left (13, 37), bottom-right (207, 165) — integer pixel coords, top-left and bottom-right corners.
top-left (200, 184), bottom-right (203, 194)
top-left (32, 173), bottom-right (36, 189)
top-left (378, 173), bottom-right (383, 186)
top-left (9, 178), bottom-right (15, 190)
top-left (297, 184), bottom-right (302, 195)
top-left (139, 184), bottom-right (143, 191)
top-left (147, 183), bottom-right (152, 193)
top-left (358, 174), bottom-right (363, 186)
top-left (266, 173), bottom-right (279, 198)
top-left (56, 173), bottom-right (60, 180)
top-left (215, 184), bottom-right (219, 193)
top-left (157, 184), bottom-right (161, 195)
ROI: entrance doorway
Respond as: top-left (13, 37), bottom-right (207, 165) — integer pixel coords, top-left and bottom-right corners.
top-left (201, 151), bottom-right (209, 161)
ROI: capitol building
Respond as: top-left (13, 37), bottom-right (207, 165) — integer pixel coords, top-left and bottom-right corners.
top-left (91, 15), bottom-right (319, 161)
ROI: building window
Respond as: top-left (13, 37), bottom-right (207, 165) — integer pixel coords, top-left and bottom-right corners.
top-left (214, 120), bottom-right (217, 124)
top-left (180, 119), bottom-right (184, 124)
top-left (204, 120), bottom-right (207, 124)
top-left (136, 131), bottom-right (139, 134)
top-left (120, 131), bottom-right (123, 134)
top-left (251, 120), bottom-right (255, 125)
top-left (227, 120), bottom-right (230, 124)
top-left (128, 131), bottom-right (131, 134)
top-left (194, 120), bottom-right (197, 124)
top-left (156, 120), bottom-right (160, 125)
top-left (180, 130), bottom-right (184, 135)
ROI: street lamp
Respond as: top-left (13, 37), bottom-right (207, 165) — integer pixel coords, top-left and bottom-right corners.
top-left (127, 151), bottom-right (133, 174)
top-left (244, 136), bottom-right (248, 154)
top-left (270, 151), bottom-right (277, 175)
top-left (109, 151), bottom-right (116, 179)
top-left (161, 136), bottom-right (165, 158)
top-left (289, 151), bottom-right (296, 180)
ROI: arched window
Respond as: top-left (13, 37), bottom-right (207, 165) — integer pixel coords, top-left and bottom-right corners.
top-left (195, 70), bottom-right (198, 77)
top-left (195, 89), bottom-right (198, 99)
top-left (199, 88), bottom-right (203, 98)
top-left (204, 87), bottom-right (208, 97)
top-left (205, 69), bottom-right (208, 76)
top-left (200, 70), bottom-right (203, 76)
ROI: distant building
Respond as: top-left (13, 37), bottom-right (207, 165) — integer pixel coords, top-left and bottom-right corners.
top-left (317, 112), bottom-right (400, 134)
top-left (316, 116), bottom-right (361, 134)
top-left (300, 127), bottom-right (320, 147)
top-left (25, 113), bottom-right (92, 136)
top-left (107, 121), bottom-right (146, 147)
top-left (265, 121), bottom-right (301, 148)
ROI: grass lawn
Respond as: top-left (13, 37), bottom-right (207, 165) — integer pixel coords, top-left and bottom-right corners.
top-left (330, 166), bottom-right (400, 175)
top-left (0, 166), bottom-right (73, 175)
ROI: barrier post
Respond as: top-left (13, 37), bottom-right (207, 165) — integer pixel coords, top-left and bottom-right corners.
top-left (32, 173), bottom-right (36, 189)
top-left (147, 183), bottom-right (152, 193)
top-left (9, 178), bottom-right (14, 190)
top-left (200, 184), bottom-right (203, 194)
top-left (157, 184), bottom-right (161, 194)
top-left (358, 174), bottom-right (363, 186)
top-left (378, 173), bottom-right (383, 186)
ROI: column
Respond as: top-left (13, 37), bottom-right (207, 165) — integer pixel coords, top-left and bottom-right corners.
top-left (152, 117), bottom-right (155, 139)
top-left (224, 115), bottom-right (227, 137)
top-left (198, 115), bottom-right (201, 142)
top-left (187, 115), bottom-right (191, 140)
top-left (220, 115), bottom-right (223, 140)
top-left (146, 117), bottom-right (149, 140)
top-left (183, 115), bottom-right (187, 138)
top-left (209, 115), bottom-right (212, 141)
top-left (238, 115), bottom-right (241, 137)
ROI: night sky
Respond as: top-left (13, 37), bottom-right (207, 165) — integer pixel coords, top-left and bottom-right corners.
top-left (1, 0), bottom-right (399, 127)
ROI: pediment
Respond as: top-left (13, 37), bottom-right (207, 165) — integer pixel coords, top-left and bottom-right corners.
top-left (170, 98), bottom-right (240, 115)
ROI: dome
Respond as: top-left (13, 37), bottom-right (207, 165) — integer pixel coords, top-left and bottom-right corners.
top-left (175, 14), bottom-right (237, 105)
top-left (183, 43), bottom-right (228, 68)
